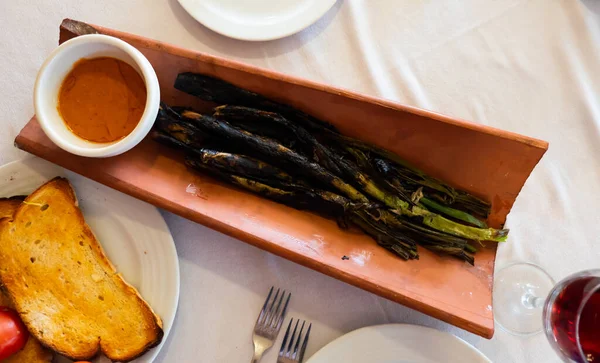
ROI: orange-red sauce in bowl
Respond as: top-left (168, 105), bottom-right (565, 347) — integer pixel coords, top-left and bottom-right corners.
top-left (57, 57), bottom-right (147, 143)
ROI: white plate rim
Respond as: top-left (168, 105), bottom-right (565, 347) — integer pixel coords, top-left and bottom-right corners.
top-left (307, 324), bottom-right (491, 363)
top-left (0, 157), bottom-right (180, 363)
top-left (177, 0), bottom-right (337, 41)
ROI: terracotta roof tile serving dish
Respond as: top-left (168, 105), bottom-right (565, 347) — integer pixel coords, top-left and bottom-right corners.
top-left (16, 19), bottom-right (548, 339)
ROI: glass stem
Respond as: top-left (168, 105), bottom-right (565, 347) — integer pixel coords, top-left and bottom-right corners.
top-left (522, 293), bottom-right (545, 309)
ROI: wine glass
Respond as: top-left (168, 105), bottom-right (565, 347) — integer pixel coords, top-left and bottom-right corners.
top-left (494, 263), bottom-right (600, 362)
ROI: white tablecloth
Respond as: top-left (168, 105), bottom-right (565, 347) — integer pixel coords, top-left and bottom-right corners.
top-left (2, 1), bottom-right (600, 362)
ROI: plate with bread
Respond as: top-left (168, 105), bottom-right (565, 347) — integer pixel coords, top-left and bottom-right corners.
top-left (0, 157), bottom-right (179, 363)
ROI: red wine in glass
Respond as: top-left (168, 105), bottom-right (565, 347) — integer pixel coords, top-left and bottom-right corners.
top-left (545, 275), bottom-right (600, 362)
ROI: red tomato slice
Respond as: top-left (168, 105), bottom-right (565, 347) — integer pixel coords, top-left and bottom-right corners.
top-left (0, 306), bottom-right (29, 360)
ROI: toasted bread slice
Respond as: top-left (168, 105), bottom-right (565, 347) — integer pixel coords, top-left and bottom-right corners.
top-left (0, 289), bottom-right (53, 363)
top-left (0, 177), bottom-right (163, 362)
top-left (0, 196), bottom-right (53, 363)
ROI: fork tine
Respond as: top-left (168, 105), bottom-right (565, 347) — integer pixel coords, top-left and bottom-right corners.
top-left (286, 319), bottom-right (299, 355)
top-left (298, 323), bottom-right (312, 363)
top-left (265, 288), bottom-right (281, 326)
top-left (292, 320), bottom-right (306, 358)
top-left (274, 291), bottom-right (291, 330)
top-left (257, 286), bottom-right (274, 325)
top-left (279, 318), bottom-right (293, 356)
top-left (269, 290), bottom-right (284, 328)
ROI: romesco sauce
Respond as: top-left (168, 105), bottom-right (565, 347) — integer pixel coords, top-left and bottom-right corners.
top-left (58, 57), bottom-right (146, 143)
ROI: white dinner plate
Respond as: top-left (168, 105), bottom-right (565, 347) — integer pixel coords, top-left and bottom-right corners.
top-left (0, 157), bottom-right (180, 363)
top-left (177, 0), bottom-right (337, 41)
top-left (308, 324), bottom-right (491, 363)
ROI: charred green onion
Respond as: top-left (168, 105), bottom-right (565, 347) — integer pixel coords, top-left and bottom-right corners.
top-left (214, 105), bottom-right (344, 176)
top-left (175, 73), bottom-right (337, 132)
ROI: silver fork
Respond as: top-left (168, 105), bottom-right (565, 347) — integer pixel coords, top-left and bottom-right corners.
top-left (251, 287), bottom-right (291, 363)
top-left (277, 318), bottom-right (312, 363)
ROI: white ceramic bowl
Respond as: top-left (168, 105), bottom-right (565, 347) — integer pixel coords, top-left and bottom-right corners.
top-left (34, 34), bottom-right (160, 158)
